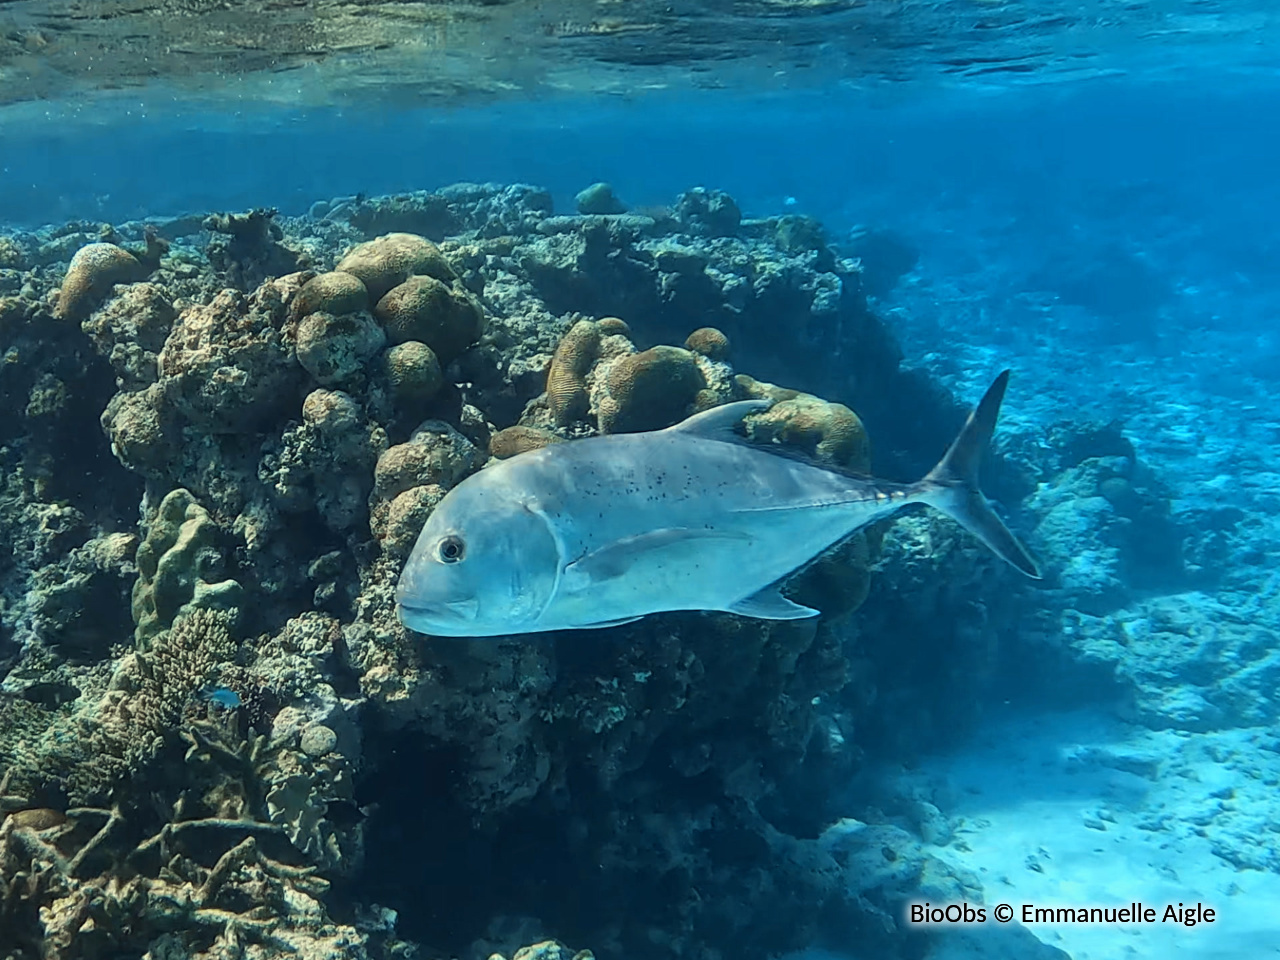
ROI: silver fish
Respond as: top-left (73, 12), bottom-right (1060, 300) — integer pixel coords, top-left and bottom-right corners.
top-left (396, 371), bottom-right (1040, 637)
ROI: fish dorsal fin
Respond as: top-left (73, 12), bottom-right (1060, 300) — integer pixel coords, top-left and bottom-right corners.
top-left (669, 400), bottom-right (881, 481)
top-left (722, 584), bottom-right (819, 620)
top-left (667, 400), bottom-right (772, 442)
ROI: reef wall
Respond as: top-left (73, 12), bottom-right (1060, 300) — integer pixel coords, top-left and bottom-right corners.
top-left (0, 183), bottom-right (1072, 960)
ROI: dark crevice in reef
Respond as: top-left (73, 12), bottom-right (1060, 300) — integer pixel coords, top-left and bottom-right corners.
top-left (0, 309), bottom-right (144, 525)
top-left (354, 728), bottom-right (835, 960)
top-left (352, 737), bottom-right (497, 951)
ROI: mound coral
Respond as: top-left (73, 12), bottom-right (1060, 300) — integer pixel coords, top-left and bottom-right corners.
top-left (373, 274), bottom-right (484, 364)
top-left (737, 374), bottom-right (871, 471)
top-left (54, 241), bottom-right (156, 322)
top-left (294, 310), bottom-right (386, 386)
top-left (597, 344), bottom-right (707, 434)
top-left (261, 389), bottom-right (386, 533)
top-left (131, 489), bottom-right (244, 647)
top-left (293, 270), bottom-right (370, 319)
top-left (381, 339), bottom-right (444, 403)
top-left (576, 182), bottom-right (627, 215)
top-left (684, 325), bottom-right (731, 360)
top-left (336, 232), bottom-right (455, 301)
top-left (546, 319), bottom-right (601, 426)
top-left (369, 421), bottom-right (480, 555)
top-left (489, 425), bottom-right (564, 459)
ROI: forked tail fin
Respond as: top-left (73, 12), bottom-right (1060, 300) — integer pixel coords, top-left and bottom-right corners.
top-left (917, 370), bottom-right (1041, 578)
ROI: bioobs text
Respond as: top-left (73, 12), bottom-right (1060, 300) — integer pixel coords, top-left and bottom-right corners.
top-left (910, 903), bottom-right (986, 924)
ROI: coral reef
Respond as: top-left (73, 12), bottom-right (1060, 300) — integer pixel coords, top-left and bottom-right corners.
top-left (545, 318), bottom-right (601, 426)
top-left (0, 181), bottom-right (1061, 960)
top-left (575, 182), bottom-right (627, 215)
top-left (337, 232), bottom-right (456, 301)
top-left (374, 274), bottom-right (485, 364)
top-left (596, 344), bottom-right (706, 433)
top-left (53, 233), bottom-right (166, 322)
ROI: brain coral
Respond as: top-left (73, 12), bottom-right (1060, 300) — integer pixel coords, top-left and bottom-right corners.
top-left (294, 271), bottom-right (369, 319)
top-left (54, 242), bottom-right (151, 322)
top-left (737, 374), bottom-right (870, 472)
top-left (373, 275), bottom-right (484, 364)
top-left (596, 316), bottom-right (631, 337)
top-left (684, 326), bottom-right (731, 361)
top-left (597, 345), bottom-right (707, 434)
top-left (382, 340), bottom-right (444, 403)
top-left (335, 232), bottom-right (456, 302)
top-left (546, 319), bottom-right (601, 426)
top-left (489, 425), bottom-right (563, 459)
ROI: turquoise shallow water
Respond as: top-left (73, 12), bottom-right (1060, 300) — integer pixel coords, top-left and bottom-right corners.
top-left (1, 5), bottom-right (1279, 960)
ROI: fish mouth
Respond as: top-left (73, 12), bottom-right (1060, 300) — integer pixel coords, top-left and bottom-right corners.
top-left (397, 597), bottom-right (481, 624)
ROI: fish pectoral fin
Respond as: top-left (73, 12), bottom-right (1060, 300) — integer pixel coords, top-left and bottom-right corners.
top-left (566, 528), bottom-right (753, 585)
top-left (722, 585), bottom-right (819, 621)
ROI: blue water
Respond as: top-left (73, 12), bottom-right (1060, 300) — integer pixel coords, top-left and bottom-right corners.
top-left (7, 81), bottom-right (1279, 252)
top-left (3, 8), bottom-right (1280, 960)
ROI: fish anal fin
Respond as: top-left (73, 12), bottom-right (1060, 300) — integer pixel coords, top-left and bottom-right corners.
top-left (723, 585), bottom-right (819, 621)
top-left (668, 400), bottom-right (772, 442)
top-left (566, 527), bottom-right (753, 584)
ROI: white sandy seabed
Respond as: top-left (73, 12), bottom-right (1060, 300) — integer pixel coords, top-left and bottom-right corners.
top-left (789, 707), bottom-right (1280, 960)
top-left (914, 708), bottom-right (1280, 960)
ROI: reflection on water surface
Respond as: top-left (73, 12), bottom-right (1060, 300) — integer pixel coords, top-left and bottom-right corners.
top-left (1, 0), bottom-right (1276, 107)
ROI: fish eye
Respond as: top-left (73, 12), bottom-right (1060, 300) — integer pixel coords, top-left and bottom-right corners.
top-left (437, 535), bottom-right (465, 564)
